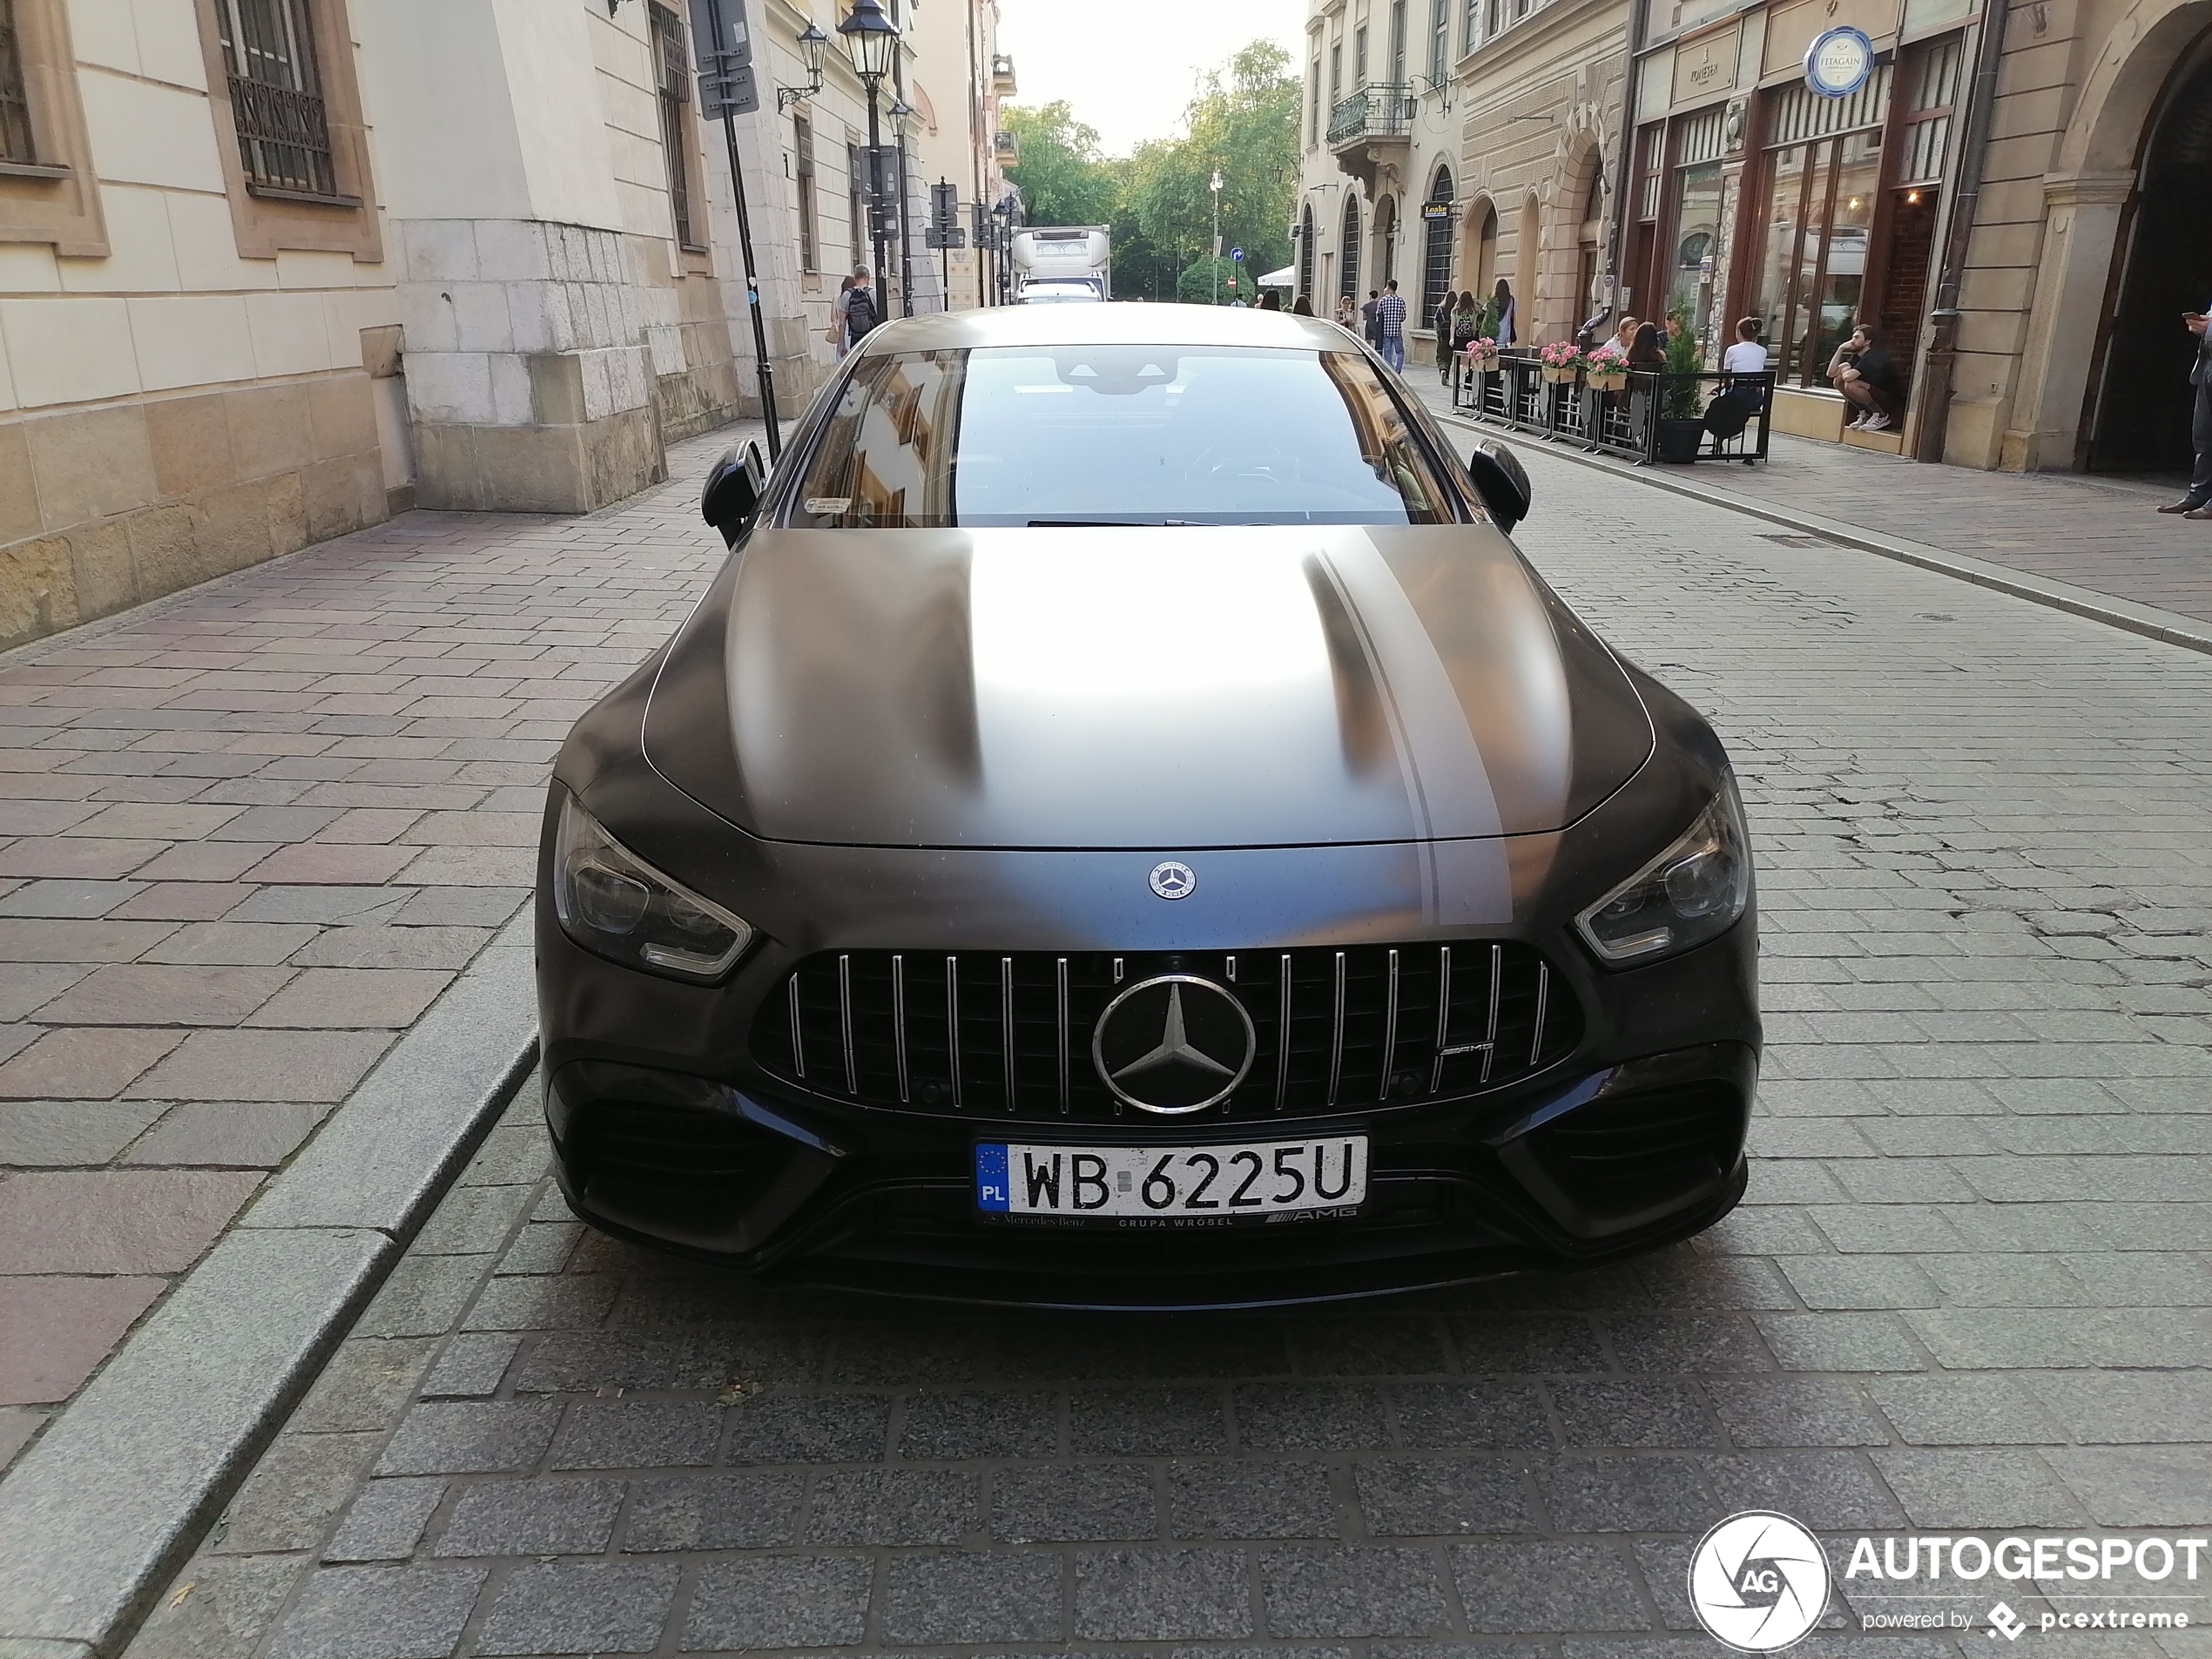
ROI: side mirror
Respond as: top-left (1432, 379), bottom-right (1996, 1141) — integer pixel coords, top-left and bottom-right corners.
top-left (1465, 438), bottom-right (1532, 531)
top-left (701, 441), bottom-right (769, 545)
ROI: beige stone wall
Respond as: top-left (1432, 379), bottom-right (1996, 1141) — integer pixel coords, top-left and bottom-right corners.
top-left (0, 365), bottom-right (386, 649)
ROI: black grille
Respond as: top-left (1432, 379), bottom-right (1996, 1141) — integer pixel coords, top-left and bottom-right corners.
top-left (1527, 1086), bottom-right (1741, 1207)
top-left (749, 944), bottom-right (1581, 1123)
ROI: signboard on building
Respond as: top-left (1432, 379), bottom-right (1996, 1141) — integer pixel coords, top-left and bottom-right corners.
top-left (1420, 201), bottom-right (1452, 220)
top-left (1803, 25), bottom-right (1876, 96)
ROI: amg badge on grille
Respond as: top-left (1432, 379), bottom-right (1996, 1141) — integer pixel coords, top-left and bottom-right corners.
top-left (1148, 861), bottom-right (1196, 900)
top-left (1092, 974), bottom-right (1255, 1114)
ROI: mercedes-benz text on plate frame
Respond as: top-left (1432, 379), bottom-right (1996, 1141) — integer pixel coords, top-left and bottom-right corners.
top-left (536, 304), bottom-right (1763, 1308)
top-left (977, 1138), bottom-right (1368, 1222)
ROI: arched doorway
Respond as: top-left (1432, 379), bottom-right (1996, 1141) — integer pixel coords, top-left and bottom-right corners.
top-left (1518, 192), bottom-right (1543, 334)
top-left (2087, 26), bottom-right (2212, 471)
top-left (1339, 193), bottom-right (1362, 306)
top-left (1421, 166), bottom-right (1454, 327)
top-left (1298, 203), bottom-right (1316, 307)
top-left (1375, 194), bottom-right (1399, 289)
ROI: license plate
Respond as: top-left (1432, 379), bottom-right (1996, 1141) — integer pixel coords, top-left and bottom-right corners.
top-left (975, 1136), bottom-right (1367, 1224)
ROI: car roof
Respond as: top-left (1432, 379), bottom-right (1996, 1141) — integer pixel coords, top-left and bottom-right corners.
top-left (851, 301), bottom-right (1357, 355)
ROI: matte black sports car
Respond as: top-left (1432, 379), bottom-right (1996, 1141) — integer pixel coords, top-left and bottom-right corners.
top-left (536, 305), bottom-right (1758, 1309)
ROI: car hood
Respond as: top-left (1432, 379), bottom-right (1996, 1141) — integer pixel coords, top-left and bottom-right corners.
top-left (642, 525), bottom-right (1652, 849)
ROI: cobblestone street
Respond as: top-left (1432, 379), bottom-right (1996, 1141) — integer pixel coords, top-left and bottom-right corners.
top-left (119, 437), bottom-right (2212, 1659)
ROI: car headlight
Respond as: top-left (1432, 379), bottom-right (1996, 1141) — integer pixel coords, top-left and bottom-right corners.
top-left (553, 794), bottom-right (755, 982)
top-left (1575, 774), bottom-right (1750, 965)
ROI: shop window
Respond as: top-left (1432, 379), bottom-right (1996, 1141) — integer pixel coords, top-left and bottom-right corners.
top-left (1664, 104), bottom-right (1727, 345)
top-left (651, 3), bottom-right (705, 252)
top-left (1377, 194), bottom-right (1398, 287)
top-left (1750, 70), bottom-right (1893, 386)
top-left (1298, 203), bottom-right (1316, 303)
top-left (794, 115), bottom-right (819, 273)
top-left (1421, 167), bottom-right (1453, 325)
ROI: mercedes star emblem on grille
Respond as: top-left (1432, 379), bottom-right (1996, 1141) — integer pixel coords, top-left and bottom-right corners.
top-left (1091, 974), bottom-right (1256, 1114)
top-left (1149, 860), bottom-right (1197, 900)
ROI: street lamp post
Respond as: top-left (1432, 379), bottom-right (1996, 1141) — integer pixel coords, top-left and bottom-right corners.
top-left (838, 0), bottom-right (899, 316)
top-left (888, 97), bottom-right (915, 317)
top-left (1210, 169), bottom-right (1223, 307)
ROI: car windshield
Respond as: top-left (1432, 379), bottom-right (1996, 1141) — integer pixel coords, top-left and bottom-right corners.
top-left (789, 345), bottom-right (1456, 527)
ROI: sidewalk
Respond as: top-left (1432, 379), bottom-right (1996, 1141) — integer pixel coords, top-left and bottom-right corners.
top-left (1408, 375), bottom-right (2212, 629)
top-left (0, 427), bottom-right (748, 1473)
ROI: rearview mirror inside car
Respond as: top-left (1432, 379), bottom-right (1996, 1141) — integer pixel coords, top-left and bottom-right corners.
top-left (701, 441), bottom-right (769, 545)
top-left (1466, 439), bottom-right (1532, 532)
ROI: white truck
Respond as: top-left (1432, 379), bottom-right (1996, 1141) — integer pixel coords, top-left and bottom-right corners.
top-left (1010, 226), bottom-right (1111, 303)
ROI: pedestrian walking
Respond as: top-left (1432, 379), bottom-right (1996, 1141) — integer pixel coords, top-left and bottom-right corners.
top-left (1828, 323), bottom-right (1903, 431)
top-left (1376, 279), bottom-right (1407, 371)
top-left (1360, 289), bottom-right (1382, 349)
top-left (1435, 290), bottom-right (1458, 380)
top-left (1258, 290), bottom-right (1281, 311)
top-left (829, 273), bottom-right (854, 359)
top-left (1487, 278), bottom-right (1516, 348)
top-left (1291, 294), bottom-right (1314, 316)
top-left (1335, 293), bottom-right (1356, 328)
top-left (839, 267), bottom-right (880, 354)
top-left (1447, 291), bottom-right (1482, 395)
top-left (2158, 300), bottom-right (2212, 520)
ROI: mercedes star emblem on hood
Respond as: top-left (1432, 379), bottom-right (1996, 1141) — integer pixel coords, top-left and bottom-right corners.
top-left (1092, 974), bottom-right (1256, 1114)
top-left (1150, 861), bottom-right (1197, 900)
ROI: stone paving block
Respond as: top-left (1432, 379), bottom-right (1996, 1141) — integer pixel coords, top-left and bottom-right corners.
top-left (1534, 1454), bottom-right (1711, 1532)
top-left (374, 1399), bottom-right (563, 1476)
top-left (0, 1277), bottom-right (164, 1406)
top-left (550, 1399), bottom-right (719, 1469)
top-left (431, 1476), bottom-right (622, 1555)
top-left (809, 1467), bottom-right (980, 1545)
top-left (1287, 1317), bottom-right (1452, 1376)
top-left (120, 1554), bottom-right (308, 1659)
top-left (354, 1255), bottom-right (489, 1341)
top-left (292, 1339), bottom-right (438, 1434)
top-left (724, 1393), bottom-right (891, 1463)
top-left (246, 968), bottom-right (453, 1030)
top-left (1605, 1313), bottom-right (1776, 1371)
top-left (1777, 1254), bottom-right (1946, 1310)
top-left (1354, 1457), bottom-right (1533, 1535)
top-left (1449, 1540), bottom-right (1649, 1634)
top-left (0, 1098), bottom-right (164, 1164)
top-left (123, 1028), bottom-right (391, 1103)
top-left (462, 1272), bottom-right (617, 1332)
top-left (896, 1390), bottom-right (1059, 1459)
top-left (1235, 1381), bottom-right (1390, 1451)
top-left (2043, 1446), bottom-right (2212, 1528)
top-left (993, 1461), bottom-right (1159, 1542)
top-left (1700, 1450), bottom-right (1907, 1529)
top-left (1870, 1447), bottom-right (2088, 1527)
top-left (266, 1563), bottom-right (486, 1659)
top-left (322, 1478), bottom-right (445, 1564)
top-left (1754, 1312), bottom-right (1929, 1372)
top-left (290, 925), bottom-right (493, 970)
top-left (1548, 1380), bottom-right (1723, 1447)
top-left (684, 1554), bottom-right (874, 1649)
top-left (409, 1184), bottom-right (533, 1256)
top-left (1867, 1373), bottom-right (2067, 1445)
top-left (212, 1430), bottom-right (384, 1555)
top-left (0, 1028), bottom-right (184, 1099)
top-left (1171, 1459), bottom-right (1341, 1539)
top-left (122, 1101), bottom-right (327, 1167)
top-left (1260, 1545), bottom-right (1453, 1638)
top-left (1070, 1387), bottom-right (1230, 1455)
top-left (0, 1168), bottom-right (260, 1273)
top-left (489, 1219), bottom-right (577, 1273)
top-left (622, 1471), bottom-right (805, 1550)
top-left (138, 921), bottom-right (317, 966)
top-left (2029, 1372), bottom-right (2212, 1444)
top-left (1447, 1314), bottom-right (1609, 1372)
top-left (475, 1560), bottom-right (678, 1656)
top-left (1388, 1384), bottom-right (1558, 1454)
top-left (1076, 1548), bottom-right (1253, 1641)
top-left (1704, 1378), bottom-right (1887, 1447)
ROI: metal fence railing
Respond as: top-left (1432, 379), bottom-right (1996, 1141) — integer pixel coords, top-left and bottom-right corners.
top-left (1326, 84), bottom-right (1414, 146)
top-left (1452, 354), bottom-right (1773, 466)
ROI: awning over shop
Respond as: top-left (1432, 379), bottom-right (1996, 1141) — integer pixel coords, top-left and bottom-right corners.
top-left (1258, 265), bottom-right (1296, 287)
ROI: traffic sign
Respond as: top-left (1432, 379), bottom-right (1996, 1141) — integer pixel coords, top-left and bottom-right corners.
top-left (1231, 246), bottom-right (1244, 262)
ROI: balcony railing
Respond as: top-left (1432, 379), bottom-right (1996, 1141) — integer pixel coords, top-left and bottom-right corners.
top-left (1326, 83), bottom-right (1413, 147)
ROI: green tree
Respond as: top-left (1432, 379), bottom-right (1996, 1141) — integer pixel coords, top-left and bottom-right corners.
top-left (1001, 102), bottom-right (1118, 228)
top-left (1130, 41), bottom-right (1301, 303)
top-left (1177, 254), bottom-right (1240, 304)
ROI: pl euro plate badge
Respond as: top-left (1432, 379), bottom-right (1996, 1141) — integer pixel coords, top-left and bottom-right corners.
top-left (975, 1136), bottom-right (1367, 1228)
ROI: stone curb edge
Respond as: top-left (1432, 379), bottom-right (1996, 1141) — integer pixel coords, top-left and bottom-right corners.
top-left (0, 914), bottom-right (541, 1659)
top-left (1432, 407), bottom-right (2212, 658)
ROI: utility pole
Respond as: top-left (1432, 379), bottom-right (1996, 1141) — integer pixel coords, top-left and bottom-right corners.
top-left (690, 0), bottom-right (781, 459)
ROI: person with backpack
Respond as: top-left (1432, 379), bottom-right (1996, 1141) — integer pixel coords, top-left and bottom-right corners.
top-left (1448, 291), bottom-right (1482, 396)
top-left (839, 267), bottom-right (880, 353)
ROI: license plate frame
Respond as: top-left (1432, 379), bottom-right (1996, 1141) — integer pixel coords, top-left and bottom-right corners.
top-left (974, 1136), bottom-right (1368, 1228)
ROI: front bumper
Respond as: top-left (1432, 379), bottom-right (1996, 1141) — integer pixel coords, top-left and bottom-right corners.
top-left (543, 1035), bottom-right (1757, 1311)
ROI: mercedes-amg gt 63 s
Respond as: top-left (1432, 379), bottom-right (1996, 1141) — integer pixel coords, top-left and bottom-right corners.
top-left (536, 304), bottom-right (1759, 1308)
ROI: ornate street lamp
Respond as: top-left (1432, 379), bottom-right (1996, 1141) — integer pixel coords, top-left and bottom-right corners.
top-left (777, 24), bottom-right (830, 112)
top-left (838, 0), bottom-right (900, 307)
top-left (887, 96), bottom-right (915, 316)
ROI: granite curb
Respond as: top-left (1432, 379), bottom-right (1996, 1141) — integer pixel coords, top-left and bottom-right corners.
top-left (1428, 404), bottom-right (2212, 657)
top-left (0, 913), bottom-right (540, 1658)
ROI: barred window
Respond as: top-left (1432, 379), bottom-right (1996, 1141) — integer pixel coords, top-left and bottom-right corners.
top-left (213, 0), bottom-right (337, 198)
top-left (0, 0), bottom-right (34, 164)
top-left (651, 3), bottom-right (703, 251)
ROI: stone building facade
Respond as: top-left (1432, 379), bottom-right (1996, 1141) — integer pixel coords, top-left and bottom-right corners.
top-left (0, 0), bottom-right (1008, 651)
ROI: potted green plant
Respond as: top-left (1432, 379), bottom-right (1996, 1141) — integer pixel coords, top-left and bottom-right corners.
top-left (1655, 322), bottom-right (1705, 463)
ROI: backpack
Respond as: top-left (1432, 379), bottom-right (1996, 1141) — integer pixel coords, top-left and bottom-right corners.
top-left (846, 286), bottom-right (880, 338)
top-left (1451, 310), bottom-right (1479, 347)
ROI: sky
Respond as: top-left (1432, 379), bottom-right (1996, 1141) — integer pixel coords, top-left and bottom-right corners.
top-left (994, 0), bottom-right (1306, 158)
